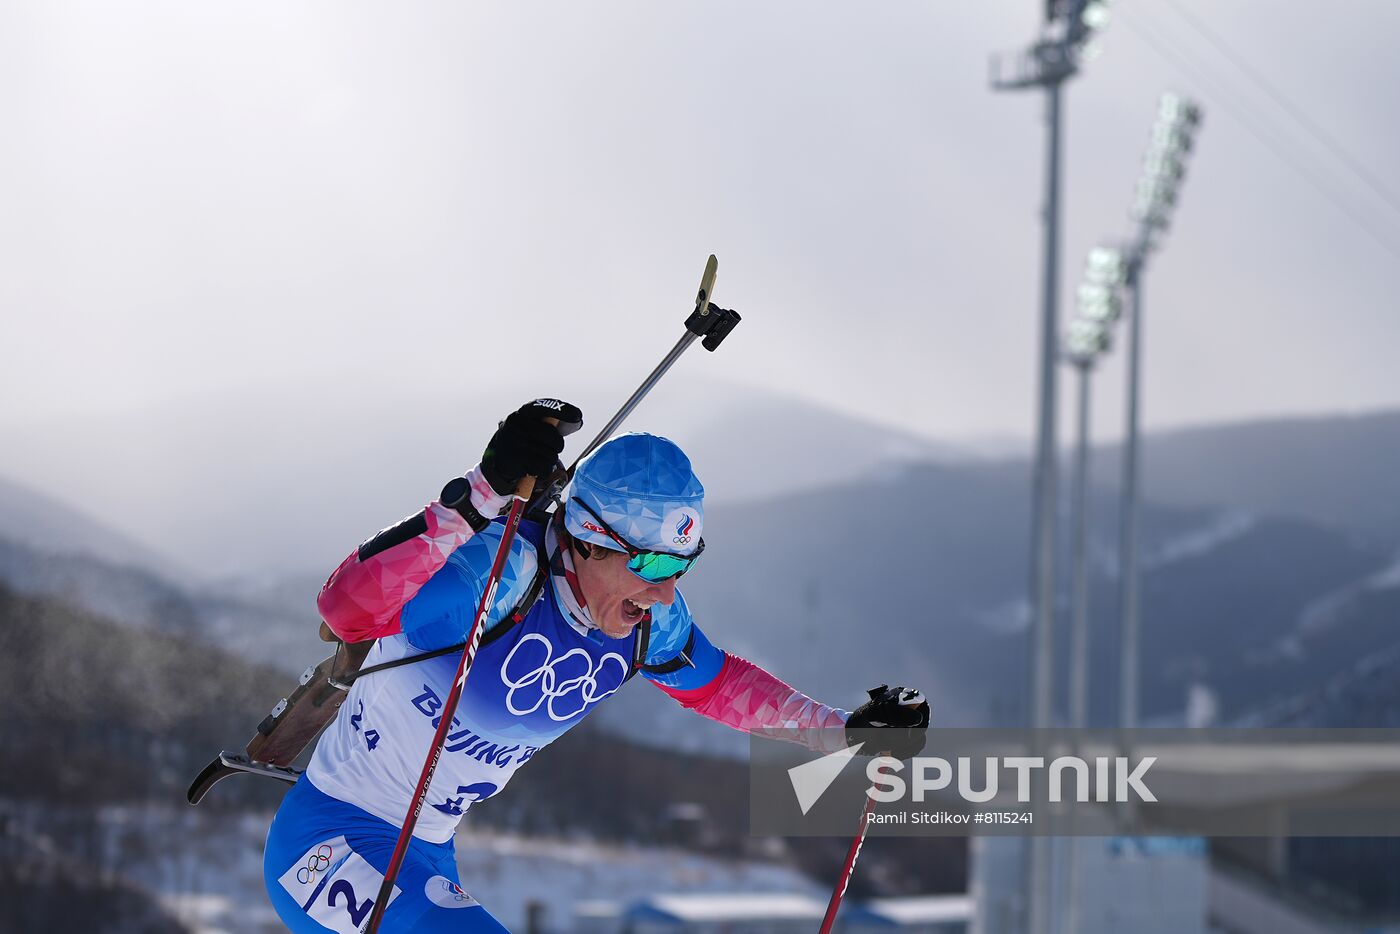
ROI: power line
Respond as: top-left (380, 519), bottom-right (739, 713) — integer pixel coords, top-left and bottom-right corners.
top-left (1121, 3), bottom-right (1400, 253)
top-left (1159, 0), bottom-right (1400, 222)
top-left (1114, 7), bottom-right (1400, 263)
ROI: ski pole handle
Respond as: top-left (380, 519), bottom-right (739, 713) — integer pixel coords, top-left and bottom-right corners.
top-left (511, 417), bottom-right (557, 503)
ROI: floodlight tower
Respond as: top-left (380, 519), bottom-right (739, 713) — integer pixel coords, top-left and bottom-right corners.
top-left (991, 0), bottom-right (1114, 740)
top-left (1060, 248), bottom-right (1124, 934)
top-left (990, 7), bottom-right (1112, 933)
top-left (1066, 247), bottom-right (1125, 735)
top-left (1118, 93), bottom-right (1204, 737)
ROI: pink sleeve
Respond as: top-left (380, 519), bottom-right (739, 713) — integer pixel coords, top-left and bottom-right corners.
top-left (316, 501), bottom-right (478, 642)
top-left (653, 653), bottom-right (848, 749)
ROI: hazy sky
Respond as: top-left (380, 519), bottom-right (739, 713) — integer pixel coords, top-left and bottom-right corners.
top-left (3, 1), bottom-right (1398, 448)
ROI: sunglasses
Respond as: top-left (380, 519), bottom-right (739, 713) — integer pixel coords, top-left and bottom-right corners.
top-left (569, 498), bottom-right (705, 583)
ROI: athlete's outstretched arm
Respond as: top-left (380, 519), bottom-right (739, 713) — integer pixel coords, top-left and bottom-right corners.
top-left (644, 616), bottom-right (930, 757)
top-left (641, 608), bottom-right (849, 750)
top-left (653, 641), bottom-right (848, 732)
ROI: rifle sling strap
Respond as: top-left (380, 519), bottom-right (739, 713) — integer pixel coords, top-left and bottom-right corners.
top-left (339, 559), bottom-right (550, 686)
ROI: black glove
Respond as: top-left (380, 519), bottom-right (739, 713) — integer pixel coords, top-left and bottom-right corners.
top-left (846, 684), bottom-right (930, 759)
top-left (480, 399), bottom-right (584, 496)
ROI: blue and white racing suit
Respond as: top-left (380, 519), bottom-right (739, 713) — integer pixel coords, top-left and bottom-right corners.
top-left (264, 502), bottom-right (846, 933)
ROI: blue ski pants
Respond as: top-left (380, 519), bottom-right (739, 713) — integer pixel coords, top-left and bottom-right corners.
top-left (263, 777), bottom-right (509, 933)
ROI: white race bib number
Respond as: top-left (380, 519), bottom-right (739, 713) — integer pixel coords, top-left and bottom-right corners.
top-left (278, 835), bottom-right (400, 934)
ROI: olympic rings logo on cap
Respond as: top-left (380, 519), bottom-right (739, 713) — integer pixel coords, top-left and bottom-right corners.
top-left (296, 844), bottom-right (334, 885)
top-left (663, 507), bottom-right (701, 548)
top-left (501, 633), bottom-right (628, 722)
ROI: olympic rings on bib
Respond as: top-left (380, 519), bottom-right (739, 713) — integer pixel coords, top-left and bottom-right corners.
top-left (500, 633), bottom-right (629, 722)
top-left (296, 843), bottom-right (334, 884)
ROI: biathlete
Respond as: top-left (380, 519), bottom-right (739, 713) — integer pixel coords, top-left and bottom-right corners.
top-left (262, 399), bottom-right (929, 932)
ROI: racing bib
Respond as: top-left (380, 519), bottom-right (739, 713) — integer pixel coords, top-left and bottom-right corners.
top-left (277, 835), bottom-right (401, 934)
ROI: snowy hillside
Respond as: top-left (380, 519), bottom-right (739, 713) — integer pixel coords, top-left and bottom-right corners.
top-left (10, 802), bottom-right (819, 934)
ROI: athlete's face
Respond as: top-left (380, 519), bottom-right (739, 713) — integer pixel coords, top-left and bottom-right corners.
top-left (573, 543), bottom-right (678, 639)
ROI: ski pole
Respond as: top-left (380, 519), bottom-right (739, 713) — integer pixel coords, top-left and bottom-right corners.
top-left (529, 254), bottom-right (740, 516)
top-left (363, 463), bottom-right (547, 934)
top-left (366, 255), bottom-right (740, 931)
top-left (818, 787), bottom-right (878, 934)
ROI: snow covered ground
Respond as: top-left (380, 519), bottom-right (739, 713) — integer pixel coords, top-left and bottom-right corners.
top-left (5, 800), bottom-right (819, 933)
top-left (450, 827), bottom-right (822, 931)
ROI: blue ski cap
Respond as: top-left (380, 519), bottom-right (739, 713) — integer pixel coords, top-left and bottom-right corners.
top-left (564, 432), bottom-right (704, 556)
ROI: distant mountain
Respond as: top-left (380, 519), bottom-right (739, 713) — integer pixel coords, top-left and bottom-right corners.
top-left (655, 381), bottom-right (968, 501)
top-left (1094, 409), bottom-right (1400, 547)
top-left (7, 400), bottom-right (1400, 740)
top-left (0, 532), bottom-right (329, 674)
top-left (8, 379), bottom-right (1399, 579)
top-left (0, 473), bottom-right (191, 579)
top-left (1111, 514), bottom-right (1397, 723)
top-left (0, 379), bottom-right (970, 578)
top-left (0, 535), bottom-right (202, 633)
top-left (11, 450), bottom-right (1389, 743)
top-left (639, 460), bottom-right (1400, 734)
top-left (1237, 558), bottom-right (1400, 727)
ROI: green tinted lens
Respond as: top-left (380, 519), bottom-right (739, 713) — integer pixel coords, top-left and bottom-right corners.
top-left (627, 551), bottom-right (696, 583)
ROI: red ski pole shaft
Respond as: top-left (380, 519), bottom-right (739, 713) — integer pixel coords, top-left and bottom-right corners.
top-left (818, 787), bottom-right (878, 934)
top-left (363, 464), bottom-right (545, 934)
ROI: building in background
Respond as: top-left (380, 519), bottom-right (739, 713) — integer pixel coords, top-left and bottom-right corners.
top-left (576, 892), bottom-right (971, 934)
top-left (971, 836), bottom-right (1207, 934)
top-left (853, 895), bottom-right (973, 933)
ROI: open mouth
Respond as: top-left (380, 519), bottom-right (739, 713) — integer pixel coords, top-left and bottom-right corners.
top-left (621, 598), bottom-right (646, 624)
